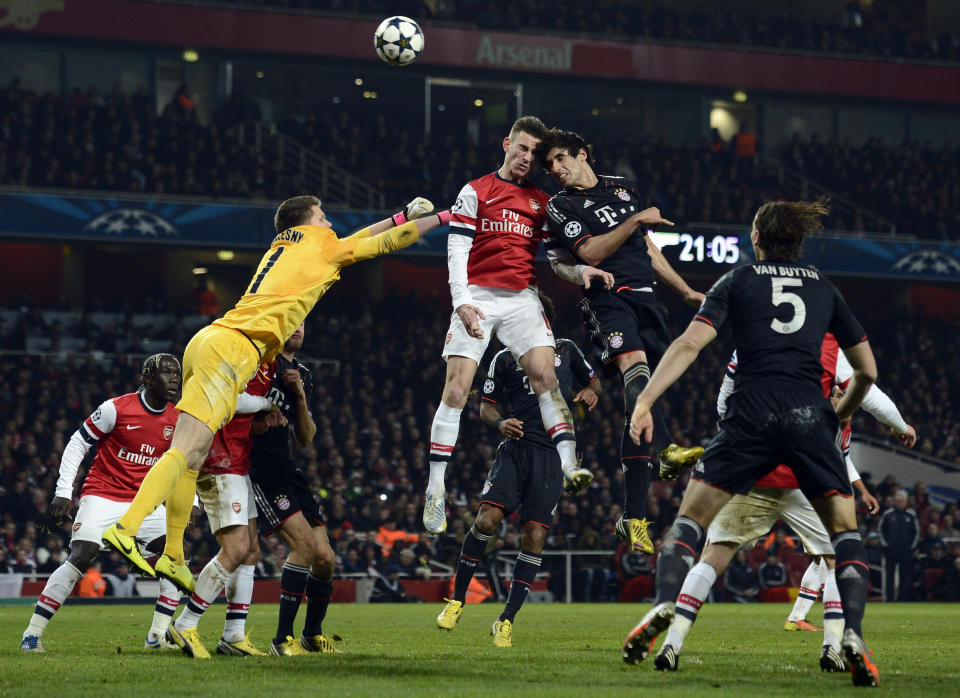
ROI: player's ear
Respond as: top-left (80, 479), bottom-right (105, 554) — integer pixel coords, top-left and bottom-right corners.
top-left (502, 136), bottom-right (511, 153)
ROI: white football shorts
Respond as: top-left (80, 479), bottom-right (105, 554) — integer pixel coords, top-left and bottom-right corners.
top-left (72, 495), bottom-right (167, 549)
top-left (196, 472), bottom-right (256, 533)
top-left (706, 487), bottom-right (833, 555)
top-left (442, 285), bottom-right (555, 364)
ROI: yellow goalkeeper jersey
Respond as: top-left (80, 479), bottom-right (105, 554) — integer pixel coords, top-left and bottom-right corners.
top-left (215, 220), bottom-right (420, 361)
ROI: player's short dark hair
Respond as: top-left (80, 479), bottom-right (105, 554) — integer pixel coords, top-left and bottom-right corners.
top-left (141, 353), bottom-right (180, 388)
top-left (508, 115), bottom-right (547, 141)
top-left (753, 198), bottom-right (830, 261)
top-left (274, 195), bottom-right (321, 233)
top-left (535, 128), bottom-right (595, 168)
top-left (538, 290), bottom-right (556, 324)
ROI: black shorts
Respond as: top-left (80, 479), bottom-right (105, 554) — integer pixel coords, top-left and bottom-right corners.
top-left (579, 289), bottom-right (671, 375)
top-left (250, 465), bottom-right (325, 536)
top-left (480, 439), bottom-right (563, 528)
top-left (696, 386), bottom-right (851, 501)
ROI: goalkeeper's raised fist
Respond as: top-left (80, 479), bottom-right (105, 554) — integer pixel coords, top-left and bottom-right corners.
top-left (393, 197), bottom-right (435, 226)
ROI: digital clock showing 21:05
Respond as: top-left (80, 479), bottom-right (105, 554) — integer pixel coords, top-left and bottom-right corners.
top-left (649, 231), bottom-right (742, 265)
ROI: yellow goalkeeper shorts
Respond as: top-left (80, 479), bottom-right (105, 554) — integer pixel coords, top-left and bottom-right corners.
top-left (177, 324), bottom-right (261, 433)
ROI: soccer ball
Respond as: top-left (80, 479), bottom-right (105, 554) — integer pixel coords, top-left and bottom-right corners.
top-left (374, 16), bottom-right (424, 66)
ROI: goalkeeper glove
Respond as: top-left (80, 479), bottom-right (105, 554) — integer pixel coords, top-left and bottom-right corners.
top-left (392, 197), bottom-right (435, 226)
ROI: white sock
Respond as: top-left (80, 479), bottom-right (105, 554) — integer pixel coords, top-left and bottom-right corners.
top-left (664, 561), bottom-right (717, 653)
top-left (787, 560), bottom-right (822, 621)
top-left (427, 402), bottom-right (462, 495)
top-left (148, 577), bottom-right (181, 639)
top-left (175, 557), bottom-right (229, 631)
top-left (24, 561), bottom-right (82, 637)
top-left (223, 564), bottom-right (255, 642)
top-left (822, 567), bottom-right (844, 652)
top-left (537, 389), bottom-right (577, 471)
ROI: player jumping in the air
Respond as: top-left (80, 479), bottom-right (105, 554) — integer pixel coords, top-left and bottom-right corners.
top-left (101, 195), bottom-right (445, 657)
top-left (538, 129), bottom-right (705, 554)
top-left (622, 199), bottom-right (881, 687)
top-left (249, 324), bottom-right (340, 656)
top-left (437, 294), bottom-right (601, 647)
top-left (651, 337), bottom-right (915, 674)
top-left (423, 116), bottom-right (613, 535)
top-left (21, 355), bottom-right (182, 652)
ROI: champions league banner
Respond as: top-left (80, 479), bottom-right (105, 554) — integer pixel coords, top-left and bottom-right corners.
top-left (1, 190), bottom-right (959, 282)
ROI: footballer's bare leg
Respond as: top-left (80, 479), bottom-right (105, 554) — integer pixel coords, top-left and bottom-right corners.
top-left (423, 356), bottom-right (478, 534)
top-left (301, 525), bottom-right (339, 652)
top-left (518, 346), bottom-right (589, 491)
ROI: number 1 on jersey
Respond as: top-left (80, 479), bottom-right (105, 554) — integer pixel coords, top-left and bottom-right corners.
top-left (248, 247), bottom-right (285, 294)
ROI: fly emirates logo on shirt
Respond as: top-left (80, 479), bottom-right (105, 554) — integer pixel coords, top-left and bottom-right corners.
top-left (116, 443), bottom-right (161, 467)
top-left (481, 208), bottom-right (535, 238)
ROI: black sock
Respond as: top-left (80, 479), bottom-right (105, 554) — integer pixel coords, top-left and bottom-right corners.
top-left (276, 561), bottom-right (308, 643)
top-left (650, 404), bottom-right (671, 456)
top-left (622, 362), bottom-right (653, 519)
top-left (622, 424), bottom-right (652, 519)
top-left (453, 524), bottom-right (492, 602)
top-left (654, 516), bottom-right (704, 605)
top-left (500, 549), bottom-right (541, 622)
top-left (832, 530), bottom-right (869, 638)
top-left (303, 573), bottom-right (333, 637)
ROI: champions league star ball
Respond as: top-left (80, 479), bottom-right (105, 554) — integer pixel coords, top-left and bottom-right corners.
top-left (374, 16), bottom-right (424, 66)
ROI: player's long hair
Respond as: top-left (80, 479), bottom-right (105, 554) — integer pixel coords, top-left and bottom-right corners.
top-left (141, 353), bottom-right (180, 389)
top-left (535, 129), bottom-right (595, 168)
top-left (753, 198), bottom-right (830, 261)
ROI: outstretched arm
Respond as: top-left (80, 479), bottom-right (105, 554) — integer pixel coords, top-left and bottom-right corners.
top-left (346, 212), bottom-right (448, 264)
top-left (646, 236), bottom-right (704, 307)
top-left (350, 197), bottom-right (437, 238)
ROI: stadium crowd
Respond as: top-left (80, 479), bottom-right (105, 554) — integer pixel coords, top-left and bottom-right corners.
top-left (4, 77), bottom-right (960, 239)
top-left (1, 292), bottom-right (958, 601)
top-left (225, 0), bottom-right (958, 63)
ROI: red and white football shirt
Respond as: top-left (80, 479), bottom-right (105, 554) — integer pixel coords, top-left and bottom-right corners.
top-left (449, 172), bottom-right (550, 290)
top-left (80, 392), bottom-right (177, 501)
top-left (202, 361), bottom-right (273, 476)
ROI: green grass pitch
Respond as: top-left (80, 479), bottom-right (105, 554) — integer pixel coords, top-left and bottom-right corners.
top-left (1, 601), bottom-right (957, 696)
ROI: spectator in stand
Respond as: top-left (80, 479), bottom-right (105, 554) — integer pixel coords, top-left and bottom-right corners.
top-left (931, 557), bottom-right (960, 601)
top-left (758, 551), bottom-right (789, 601)
top-left (12, 548), bottom-right (36, 575)
top-left (724, 549), bottom-right (760, 603)
top-left (340, 548), bottom-right (365, 575)
top-left (762, 527), bottom-right (799, 557)
top-left (103, 561), bottom-right (138, 597)
top-left (919, 523), bottom-right (943, 555)
top-left (0, 547), bottom-right (13, 574)
top-left (940, 514), bottom-right (960, 540)
top-left (76, 560), bottom-right (106, 597)
top-left (879, 489), bottom-right (920, 601)
top-left (193, 278), bottom-right (220, 317)
top-left (370, 564), bottom-right (420, 603)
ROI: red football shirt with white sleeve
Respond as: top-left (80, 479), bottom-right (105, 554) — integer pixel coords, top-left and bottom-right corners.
top-left (449, 172), bottom-right (551, 290)
top-left (79, 392), bottom-right (177, 501)
top-left (202, 361), bottom-right (273, 476)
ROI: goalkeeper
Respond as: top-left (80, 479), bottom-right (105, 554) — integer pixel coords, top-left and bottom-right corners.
top-left (102, 196), bottom-right (446, 651)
